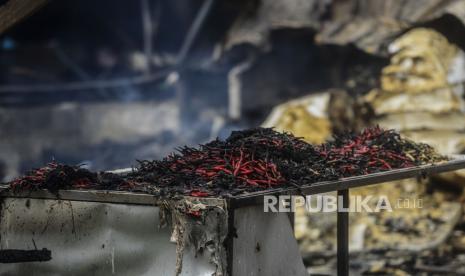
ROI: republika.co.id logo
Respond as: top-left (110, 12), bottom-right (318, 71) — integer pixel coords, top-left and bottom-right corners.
top-left (263, 195), bottom-right (423, 213)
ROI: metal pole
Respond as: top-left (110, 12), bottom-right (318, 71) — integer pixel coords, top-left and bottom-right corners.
top-left (287, 212), bottom-right (295, 231)
top-left (337, 189), bottom-right (349, 276)
top-left (176, 0), bottom-right (215, 65)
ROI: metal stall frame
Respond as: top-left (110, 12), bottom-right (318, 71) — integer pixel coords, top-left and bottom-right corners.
top-left (2, 155), bottom-right (465, 275)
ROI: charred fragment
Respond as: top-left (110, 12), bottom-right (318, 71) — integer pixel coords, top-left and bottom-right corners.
top-left (0, 248), bottom-right (51, 263)
top-left (159, 199), bottom-right (228, 276)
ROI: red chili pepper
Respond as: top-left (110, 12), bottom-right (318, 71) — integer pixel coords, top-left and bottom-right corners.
top-left (190, 190), bottom-right (210, 197)
top-left (378, 159), bottom-right (392, 170)
top-left (187, 210), bottom-right (201, 217)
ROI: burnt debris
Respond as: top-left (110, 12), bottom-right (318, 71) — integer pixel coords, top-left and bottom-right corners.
top-left (9, 162), bottom-right (128, 194)
top-left (0, 248), bottom-right (52, 263)
top-left (6, 126), bottom-right (445, 197)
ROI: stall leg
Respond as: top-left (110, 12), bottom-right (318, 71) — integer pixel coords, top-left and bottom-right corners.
top-left (337, 189), bottom-right (349, 276)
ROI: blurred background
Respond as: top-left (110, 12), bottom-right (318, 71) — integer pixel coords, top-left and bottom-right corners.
top-left (2, 0), bottom-right (465, 274)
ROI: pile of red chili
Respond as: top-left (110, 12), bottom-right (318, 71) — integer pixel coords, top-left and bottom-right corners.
top-left (316, 126), bottom-right (443, 177)
top-left (6, 126), bottom-right (445, 197)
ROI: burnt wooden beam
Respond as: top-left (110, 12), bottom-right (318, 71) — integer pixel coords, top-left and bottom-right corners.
top-left (0, 0), bottom-right (49, 34)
